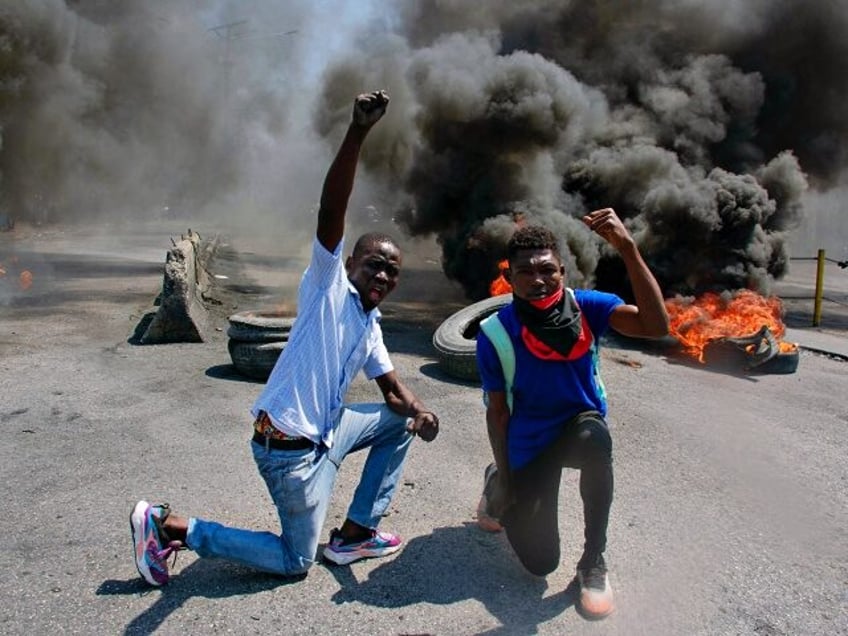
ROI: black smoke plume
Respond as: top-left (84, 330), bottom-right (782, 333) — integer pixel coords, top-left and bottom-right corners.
top-left (3, 2), bottom-right (845, 302)
top-left (317, 0), bottom-right (846, 300)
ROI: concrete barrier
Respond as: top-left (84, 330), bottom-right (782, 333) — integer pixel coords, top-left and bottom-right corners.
top-left (139, 229), bottom-right (220, 344)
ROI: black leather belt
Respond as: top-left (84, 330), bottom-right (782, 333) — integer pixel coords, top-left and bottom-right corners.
top-left (252, 430), bottom-right (314, 450)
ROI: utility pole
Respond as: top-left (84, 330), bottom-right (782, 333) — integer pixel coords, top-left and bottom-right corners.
top-left (208, 19), bottom-right (248, 109)
top-left (208, 20), bottom-right (297, 110)
top-left (206, 20), bottom-right (298, 208)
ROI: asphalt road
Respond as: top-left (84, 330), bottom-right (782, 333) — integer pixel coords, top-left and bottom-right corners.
top-left (1, 221), bottom-right (846, 636)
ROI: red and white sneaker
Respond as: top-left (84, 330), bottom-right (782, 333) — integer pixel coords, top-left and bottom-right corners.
top-left (576, 553), bottom-right (614, 620)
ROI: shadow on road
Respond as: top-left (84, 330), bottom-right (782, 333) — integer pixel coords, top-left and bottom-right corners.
top-left (96, 559), bottom-right (304, 635)
top-left (417, 361), bottom-right (480, 386)
top-left (204, 363), bottom-right (263, 383)
top-left (325, 523), bottom-right (578, 635)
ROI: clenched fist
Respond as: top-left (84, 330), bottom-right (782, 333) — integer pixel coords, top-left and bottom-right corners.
top-left (582, 207), bottom-right (634, 252)
top-left (352, 90), bottom-right (389, 128)
top-left (406, 411), bottom-right (439, 442)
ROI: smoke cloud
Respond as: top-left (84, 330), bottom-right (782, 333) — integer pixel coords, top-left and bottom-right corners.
top-left (314, 0), bottom-right (846, 300)
top-left (2, 1), bottom-right (846, 301)
top-left (0, 0), bottom-right (371, 234)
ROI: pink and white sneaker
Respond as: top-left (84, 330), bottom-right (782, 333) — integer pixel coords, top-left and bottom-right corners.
top-left (322, 528), bottom-right (402, 565)
top-left (130, 500), bottom-right (182, 586)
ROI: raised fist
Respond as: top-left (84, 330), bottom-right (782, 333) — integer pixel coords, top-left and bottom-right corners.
top-left (352, 90), bottom-right (389, 128)
top-left (582, 207), bottom-right (634, 252)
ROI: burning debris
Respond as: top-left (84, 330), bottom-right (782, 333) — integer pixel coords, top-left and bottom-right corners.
top-left (700, 326), bottom-right (797, 374)
top-left (665, 290), bottom-right (799, 372)
top-left (490, 260), bottom-right (511, 296)
top-left (0, 254), bottom-right (34, 299)
top-left (666, 290), bottom-right (793, 361)
top-left (18, 269), bottom-right (33, 291)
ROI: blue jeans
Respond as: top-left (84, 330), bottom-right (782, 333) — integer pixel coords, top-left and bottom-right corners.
top-left (186, 403), bottom-right (414, 575)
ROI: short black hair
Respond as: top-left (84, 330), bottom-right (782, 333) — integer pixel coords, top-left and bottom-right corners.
top-left (507, 225), bottom-right (561, 262)
top-left (352, 232), bottom-right (399, 258)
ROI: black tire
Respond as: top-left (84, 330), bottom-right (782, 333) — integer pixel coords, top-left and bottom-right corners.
top-left (702, 326), bottom-right (799, 374)
top-left (227, 310), bottom-right (296, 342)
top-left (432, 294), bottom-right (512, 381)
top-left (752, 347), bottom-right (800, 374)
top-left (228, 339), bottom-right (286, 380)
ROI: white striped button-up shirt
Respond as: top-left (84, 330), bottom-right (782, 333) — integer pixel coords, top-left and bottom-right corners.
top-left (251, 237), bottom-right (393, 447)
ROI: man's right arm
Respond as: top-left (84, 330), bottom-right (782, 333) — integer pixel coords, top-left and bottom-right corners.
top-left (316, 90), bottom-right (389, 254)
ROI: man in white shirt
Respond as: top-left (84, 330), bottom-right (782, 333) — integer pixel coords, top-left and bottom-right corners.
top-left (130, 90), bottom-right (440, 586)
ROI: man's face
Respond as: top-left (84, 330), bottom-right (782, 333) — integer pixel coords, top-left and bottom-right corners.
top-left (505, 248), bottom-right (565, 301)
top-left (346, 241), bottom-right (402, 311)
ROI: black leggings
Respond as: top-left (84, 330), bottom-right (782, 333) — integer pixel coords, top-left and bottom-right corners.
top-left (501, 411), bottom-right (613, 576)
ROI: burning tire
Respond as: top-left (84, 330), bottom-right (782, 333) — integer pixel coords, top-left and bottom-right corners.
top-left (228, 340), bottom-right (286, 381)
top-left (753, 347), bottom-right (800, 374)
top-left (227, 310), bottom-right (296, 342)
top-left (701, 325), bottom-right (800, 374)
top-left (433, 294), bottom-right (512, 382)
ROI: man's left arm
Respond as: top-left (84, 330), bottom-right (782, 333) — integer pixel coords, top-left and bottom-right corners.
top-left (375, 371), bottom-right (440, 442)
top-left (583, 207), bottom-right (670, 338)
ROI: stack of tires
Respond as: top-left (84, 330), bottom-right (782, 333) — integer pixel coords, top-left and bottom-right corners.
top-left (227, 310), bottom-right (296, 381)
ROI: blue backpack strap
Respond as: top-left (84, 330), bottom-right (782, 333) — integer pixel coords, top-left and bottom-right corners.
top-left (479, 313), bottom-right (515, 414)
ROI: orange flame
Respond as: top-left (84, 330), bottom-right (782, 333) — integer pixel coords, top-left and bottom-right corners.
top-left (0, 259), bottom-right (34, 290)
top-left (666, 290), bottom-right (796, 361)
top-left (19, 270), bottom-right (33, 290)
top-left (490, 260), bottom-right (512, 296)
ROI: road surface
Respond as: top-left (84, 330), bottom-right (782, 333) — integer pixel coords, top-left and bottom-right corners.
top-left (1, 221), bottom-right (845, 635)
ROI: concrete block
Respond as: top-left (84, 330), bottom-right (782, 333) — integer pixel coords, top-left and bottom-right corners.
top-left (140, 229), bottom-right (217, 343)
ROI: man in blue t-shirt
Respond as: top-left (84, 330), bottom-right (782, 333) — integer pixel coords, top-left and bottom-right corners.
top-left (476, 216), bottom-right (669, 620)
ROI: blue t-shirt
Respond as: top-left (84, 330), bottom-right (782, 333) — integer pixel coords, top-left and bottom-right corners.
top-left (476, 289), bottom-right (623, 469)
